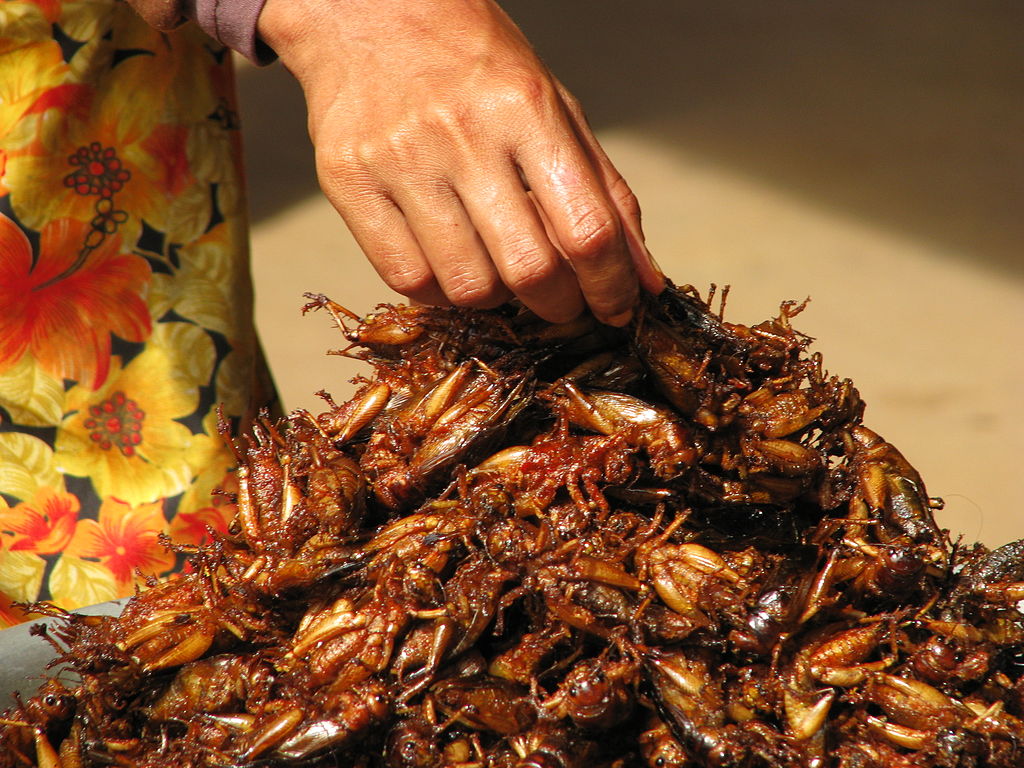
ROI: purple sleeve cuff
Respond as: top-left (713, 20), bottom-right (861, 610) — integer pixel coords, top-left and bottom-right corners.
top-left (185, 0), bottom-right (277, 65)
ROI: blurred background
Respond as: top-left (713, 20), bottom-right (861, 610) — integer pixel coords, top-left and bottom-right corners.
top-left (239, 2), bottom-right (1023, 547)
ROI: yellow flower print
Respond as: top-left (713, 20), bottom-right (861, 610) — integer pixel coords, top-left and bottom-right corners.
top-left (184, 410), bottom-right (238, 494)
top-left (55, 322), bottom-right (215, 506)
top-left (148, 221), bottom-right (255, 345)
top-left (174, 409), bottom-right (239, 547)
top-left (5, 114), bottom-right (200, 250)
top-left (59, 1), bottom-right (223, 127)
top-left (0, 2), bottom-right (61, 28)
top-left (51, 497), bottom-right (174, 609)
top-left (4, 56), bottom-right (210, 250)
top-left (186, 115), bottom-right (245, 219)
top-left (0, 30), bottom-right (69, 152)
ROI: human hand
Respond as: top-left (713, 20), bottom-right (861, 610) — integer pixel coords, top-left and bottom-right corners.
top-left (257, 0), bottom-right (663, 326)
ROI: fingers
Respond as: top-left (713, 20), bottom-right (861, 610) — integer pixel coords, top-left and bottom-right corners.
top-left (330, 171), bottom-right (585, 323)
top-left (328, 135), bottom-right (647, 327)
top-left (457, 175), bottom-right (585, 324)
top-left (554, 82), bottom-right (665, 298)
top-left (330, 189), bottom-right (449, 307)
top-left (515, 127), bottom-right (639, 326)
top-left (393, 180), bottom-right (515, 310)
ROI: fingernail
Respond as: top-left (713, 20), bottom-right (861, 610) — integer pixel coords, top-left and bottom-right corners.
top-left (604, 309), bottom-right (633, 327)
top-left (623, 220), bottom-right (653, 262)
top-left (626, 230), bottom-right (665, 293)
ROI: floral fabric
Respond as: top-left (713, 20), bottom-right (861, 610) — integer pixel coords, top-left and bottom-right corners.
top-left (0, 0), bottom-right (274, 626)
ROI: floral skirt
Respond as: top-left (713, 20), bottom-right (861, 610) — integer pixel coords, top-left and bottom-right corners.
top-left (0, 1), bottom-right (274, 626)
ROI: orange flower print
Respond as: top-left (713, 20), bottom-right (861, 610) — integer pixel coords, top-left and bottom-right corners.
top-left (63, 497), bottom-right (174, 585)
top-left (0, 214), bottom-right (152, 390)
top-left (0, 591), bottom-right (52, 630)
top-left (169, 503), bottom-right (233, 549)
top-left (172, 422), bottom-right (239, 547)
top-left (0, 593), bottom-right (27, 630)
top-left (0, 486), bottom-right (79, 555)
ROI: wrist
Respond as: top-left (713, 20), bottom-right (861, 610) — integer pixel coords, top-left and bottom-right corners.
top-left (258, 0), bottom-right (493, 75)
top-left (255, 0), bottom-right (295, 53)
top-left (257, 0), bottom-right (332, 70)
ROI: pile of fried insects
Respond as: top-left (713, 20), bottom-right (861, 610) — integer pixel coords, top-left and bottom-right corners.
top-left (2, 282), bottom-right (1023, 768)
